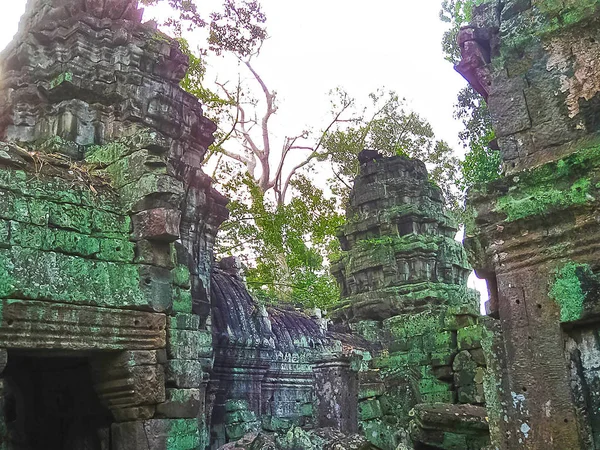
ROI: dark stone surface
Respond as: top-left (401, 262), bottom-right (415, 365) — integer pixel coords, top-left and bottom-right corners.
top-left (209, 267), bottom-right (364, 446)
top-left (459, 1), bottom-right (600, 448)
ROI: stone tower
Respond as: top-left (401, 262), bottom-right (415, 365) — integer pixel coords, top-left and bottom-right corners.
top-left (331, 154), bottom-right (478, 322)
top-left (0, 0), bottom-right (227, 448)
top-left (458, 1), bottom-right (600, 448)
top-left (331, 154), bottom-right (490, 449)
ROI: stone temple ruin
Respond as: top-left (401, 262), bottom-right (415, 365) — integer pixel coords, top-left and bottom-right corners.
top-left (1, 0), bottom-right (600, 449)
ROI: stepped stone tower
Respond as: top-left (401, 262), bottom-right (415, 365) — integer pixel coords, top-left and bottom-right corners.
top-left (331, 154), bottom-right (478, 322)
top-left (331, 154), bottom-right (490, 450)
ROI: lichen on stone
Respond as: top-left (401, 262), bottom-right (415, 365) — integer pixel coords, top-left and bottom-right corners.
top-left (549, 261), bottom-right (592, 322)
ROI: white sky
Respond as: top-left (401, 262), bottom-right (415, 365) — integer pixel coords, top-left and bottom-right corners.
top-left (0, 0), bottom-right (489, 311)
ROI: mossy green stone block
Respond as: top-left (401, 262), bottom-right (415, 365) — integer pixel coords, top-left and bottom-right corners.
top-left (172, 265), bottom-right (191, 288)
top-left (165, 360), bottom-right (202, 388)
top-left (385, 310), bottom-right (443, 339)
top-left (360, 419), bottom-right (399, 450)
top-left (167, 313), bottom-right (199, 330)
top-left (441, 432), bottom-right (468, 450)
top-left (26, 198), bottom-right (49, 225)
top-left (85, 142), bottom-right (128, 165)
top-left (91, 210), bottom-right (131, 236)
top-left (431, 349), bottom-right (456, 367)
top-left (225, 421), bottom-right (260, 441)
top-left (166, 418), bottom-right (200, 450)
top-left (420, 391), bottom-right (455, 403)
top-left (172, 287), bottom-right (192, 313)
top-left (443, 310), bottom-right (477, 331)
top-left (351, 320), bottom-right (382, 342)
top-left (53, 229), bottom-right (99, 256)
top-left (225, 399), bottom-right (249, 412)
top-left (549, 262), bottom-right (591, 322)
top-left (423, 331), bottom-right (454, 353)
top-left (358, 398), bottom-right (383, 420)
top-left (167, 329), bottom-right (205, 360)
top-left (0, 190), bottom-right (15, 221)
top-left (225, 409), bottom-right (257, 425)
top-left (97, 239), bottom-right (135, 262)
top-left (300, 403), bottom-right (312, 417)
top-left (262, 416), bottom-right (294, 432)
top-left (0, 249), bottom-right (15, 297)
top-left (8, 222), bottom-right (45, 249)
top-left (359, 385), bottom-right (384, 400)
top-left (374, 351), bottom-right (428, 369)
top-left (48, 202), bottom-right (91, 233)
top-left (388, 336), bottom-right (415, 353)
top-left (119, 174), bottom-right (184, 211)
top-left (106, 150), bottom-right (168, 189)
top-left (6, 246), bottom-right (145, 308)
top-left (457, 325), bottom-right (484, 351)
top-left (0, 220), bottom-right (8, 245)
top-left (418, 376), bottom-right (451, 394)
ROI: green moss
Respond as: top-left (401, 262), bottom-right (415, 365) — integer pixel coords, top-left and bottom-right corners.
top-left (497, 0), bottom-right (600, 59)
top-left (494, 145), bottom-right (600, 221)
top-left (549, 262), bottom-right (592, 322)
top-left (85, 142), bottom-right (128, 166)
top-left (497, 177), bottom-right (591, 221)
top-left (166, 419), bottom-right (200, 450)
top-left (49, 72), bottom-right (73, 90)
top-left (172, 265), bottom-right (191, 289)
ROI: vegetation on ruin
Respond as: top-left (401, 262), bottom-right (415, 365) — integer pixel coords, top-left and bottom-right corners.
top-left (440, 0), bottom-right (502, 199)
top-left (499, 0), bottom-right (600, 57)
top-left (495, 143), bottom-right (600, 221)
top-left (322, 90), bottom-right (462, 210)
top-left (549, 262), bottom-right (591, 322)
top-left (497, 177), bottom-right (591, 221)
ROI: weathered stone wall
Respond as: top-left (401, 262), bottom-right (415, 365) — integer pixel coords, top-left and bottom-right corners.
top-left (209, 262), bottom-right (363, 448)
top-left (458, 1), bottom-right (600, 448)
top-left (331, 154), bottom-right (490, 450)
top-left (0, 0), bottom-right (227, 448)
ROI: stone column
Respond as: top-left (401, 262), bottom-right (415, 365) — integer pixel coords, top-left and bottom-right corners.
top-left (456, 1), bottom-right (600, 448)
top-left (312, 357), bottom-right (358, 434)
top-left (0, 349), bottom-right (8, 446)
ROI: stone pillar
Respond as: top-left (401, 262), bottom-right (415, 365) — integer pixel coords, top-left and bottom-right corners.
top-left (312, 357), bottom-right (358, 434)
top-left (457, 1), bottom-right (600, 448)
top-left (0, 349), bottom-right (8, 446)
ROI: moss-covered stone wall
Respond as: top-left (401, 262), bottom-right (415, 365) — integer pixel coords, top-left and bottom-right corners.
top-left (0, 0), bottom-right (228, 448)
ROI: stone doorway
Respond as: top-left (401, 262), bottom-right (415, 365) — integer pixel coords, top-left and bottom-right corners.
top-left (2, 352), bottom-right (112, 450)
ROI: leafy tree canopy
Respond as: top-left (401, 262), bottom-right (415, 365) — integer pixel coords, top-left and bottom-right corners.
top-left (323, 89), bottom-right (462, 211)
top-left (140, 0), bottom-right (267, 56)
top-left (439, 0), bottom-right (501, 196)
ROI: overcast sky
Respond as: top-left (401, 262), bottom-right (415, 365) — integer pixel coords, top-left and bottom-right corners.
top-left (0, 0), bottom-right (488, 309)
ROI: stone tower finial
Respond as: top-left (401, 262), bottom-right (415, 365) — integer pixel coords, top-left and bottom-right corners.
top-left (331, 154), bottom-right (477, 322)
top-left (0, 0), bottom-right (205, 151)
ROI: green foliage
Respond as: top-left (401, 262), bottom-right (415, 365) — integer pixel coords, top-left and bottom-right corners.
top-left (208, 0), bottom-right (267, 57)
top-left (496, 178), bottom-right (591, 221)
top-left (549, 262), bottom-right (591, 322)
top-left (440, 0), bottom-right (489, 64)
top-left (460, 128), bottom-right (501, 190)
top-left (177, 39), bottom-right (230, 109)
top-left (218, 173), bottom-right (343, 310)
top-left (440, 2), bottom-right (501, 202)
top-left (323, 89), bottom-right (461, 210)
top-left (140, 0), bottom-right (267, 56)
top-left (494, 144), bottom-right (600, 221)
